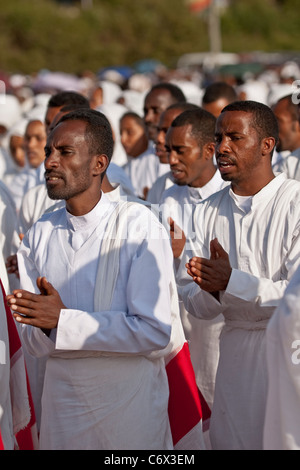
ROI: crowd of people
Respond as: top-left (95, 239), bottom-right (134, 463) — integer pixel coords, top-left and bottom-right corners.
top-left (0, 56), bottom-right (300, 450)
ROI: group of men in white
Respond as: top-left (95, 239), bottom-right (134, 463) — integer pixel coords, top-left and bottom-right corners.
top-left (1, 59), bottom-right (300, 450)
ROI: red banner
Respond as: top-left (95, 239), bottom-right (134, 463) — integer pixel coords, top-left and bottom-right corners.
top-left (187, 0), bottom-right (212, 13)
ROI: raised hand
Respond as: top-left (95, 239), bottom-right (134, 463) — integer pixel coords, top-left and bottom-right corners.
top-left (168, 217), bottom-right (186, 259)
top-left (186, 238), bottom-right (232, 293)
top-left (6, 276), bottom-right (66, 331)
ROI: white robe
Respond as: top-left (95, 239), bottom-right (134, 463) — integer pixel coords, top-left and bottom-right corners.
top-left (17, 193), bottom-right (175, 450)
top-left (159, 171), bottom-right (228, 411)
top-left (275, 146), bottom-right (300, 181)
top-left (264, 264), bottom-right (300, 450)
top-left (146, 171), bottom-right (174, 204)
top-left (177, 173), bottom-right (300, 450)
top-left (0, 180), bottom-right (21, 292)
top-left (123, 144), bottom-right (170, 198)
top-left (9, 162), bottom-right (45, 212)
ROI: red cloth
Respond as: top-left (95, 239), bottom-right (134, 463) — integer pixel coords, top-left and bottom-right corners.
top-left (187, 0), bottom-right (212, 13)
top-left (0, 429), bottom-right (4, 450)
top-left (0, 280), bottom-right (37, 450)
top-left (166, 341), bottom-right (211, 447)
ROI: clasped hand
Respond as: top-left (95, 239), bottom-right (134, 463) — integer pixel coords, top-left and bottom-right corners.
top-left (6, 276), bottom-right (66, 331)
top-left (186, 238), bottom-right (232, 293)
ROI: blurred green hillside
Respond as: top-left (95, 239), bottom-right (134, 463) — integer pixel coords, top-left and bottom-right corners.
top-left (0, 0), bottom-right (299, 75)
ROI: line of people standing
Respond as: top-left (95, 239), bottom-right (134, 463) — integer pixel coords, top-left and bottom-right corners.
top-left (1, 76), bottom-right (300, 450)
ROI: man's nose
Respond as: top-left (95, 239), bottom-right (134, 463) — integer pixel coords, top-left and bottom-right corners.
top-left (27, 137), bottom-right (36, 148)
top-left (44, 149), bottom-right (59, 168)
top-left (169, 150), bottom-right (178, 165)
top-left (217, 137), bottom-right (230, 154)
top-left (144, 109), bottom-right (155, 123)
top-left (156, 129), bottom-right (165, 145)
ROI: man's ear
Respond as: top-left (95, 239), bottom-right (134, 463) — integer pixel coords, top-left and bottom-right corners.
top-left (261, 137), bottom-right (276, 156)
top-left (92, 154), bottom-right (109, 177)
top-left (203, 141), bottom-right (215, 160)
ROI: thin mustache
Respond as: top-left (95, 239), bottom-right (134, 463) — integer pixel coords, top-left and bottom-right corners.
top-left (44, 171), bottom-right (63, 179)
top-left (216, 154), bottom-right (235, 163)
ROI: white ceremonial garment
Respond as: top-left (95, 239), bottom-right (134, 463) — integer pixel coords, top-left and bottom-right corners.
top-left (275, 147), bottom-right (300, 181)
top-left (17, 194), bottom-right (175, 450)
top-left (107, 161), bottom-right (136, 196)
top-left (146, 171), bottom-right (174, 204)
top-left (123, 143), bottom-right (170, 199)
top-left (160, 171), bottom-right (228, 411)
top-left (10, 162), bottom-right (45, 212)
top-left (272, 149), bottom-right (290, 170)
top-left (0, 180), bottom-right (21, 292)
top-left (18, 184), bottom-right (57, 236)
top-left (18, 184), bottom-right (140, 430)
top-left (177, 173), bottom-right (300, 450)
top-left (264, 264), bottom-right (300, 450)
top-left (98, 103), bottom-right (128, 167)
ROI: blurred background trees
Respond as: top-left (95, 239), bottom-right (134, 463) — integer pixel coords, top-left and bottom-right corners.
top-left (0, 0), bottom-right (299, 75)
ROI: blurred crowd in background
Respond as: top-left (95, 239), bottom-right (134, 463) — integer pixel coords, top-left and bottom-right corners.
top-left (0, 51), bottom-right (299, 173)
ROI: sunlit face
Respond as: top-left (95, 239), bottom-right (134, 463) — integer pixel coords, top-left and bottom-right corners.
top-left (272, 98), bottom-right (300, 152)
top-left (215, 111), bottom-right (263, 186)
top-left (44, 120), bottom-right (97, 202)
top-left (165, 124), bottom-right (208, 187)
top-left (120, 115), bottom-right (148, 157)
top-left (24, 120), bottom-right (47, 168)
top-left (143, 89), bottom-right (174, 141)
top-left (155, 108), bottom-right (183, 164)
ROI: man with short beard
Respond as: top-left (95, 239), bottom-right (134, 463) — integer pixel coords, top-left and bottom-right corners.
top-left (177, 100), bottom-right (300, 450)
top-left (272, 93), bottom-right (300, 179)
top-left (7, 109), bottom-right (177, 450)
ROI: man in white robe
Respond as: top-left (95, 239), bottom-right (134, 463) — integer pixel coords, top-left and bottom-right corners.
top-left (147, 102), bottom-right (200, 204)
top-left (160, 108), bottom-right (228, 413)
top-left (6, 109), bottom-right (176, 450)
top-left (9, 119), bottom-right (47, 212)
top-left (177, 100), bottom-right (300, 450)
top-left (264, 263), bottom-right (300, 450)
top-left (18, 162), bottom-right (136, 237)
top-left (129, 82), bottom-right (187, 199)
top-left (0, 180), bottom-right (21, 293)
top-left (272, 93), bottom-right (300, 177)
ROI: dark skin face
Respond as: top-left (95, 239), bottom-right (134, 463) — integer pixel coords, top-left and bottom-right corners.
top-left (6, 118), bottom-right (109, 333)
top-left (120, 115), bottom-right (148, 157)
top-left (165, 124), bottom-right (216, 188)
top-left (9, 135), bottom-right (25, 167)
top-left (155, 108), bottom-right (183, 164)
top-left (215, 110), bottom-right (275, 196)
top-left (272, 98), bottom-right (300, 152)
top-left (44, 119), bottom-right (109, 216)
top-left (202, 98), bottom-right (231, 118)
top-left (165, 121), bottom-right (216, 260)
top-left (143, 89), bottom-right (176, 141)
top-left (89, 87), bottom-right (103, 110)
top-left (24, 120), bottom-right (47, 168)
top-left (45, 106), bottom-right (62, 135)
top-left (185, 110), bottom-right (276, 296)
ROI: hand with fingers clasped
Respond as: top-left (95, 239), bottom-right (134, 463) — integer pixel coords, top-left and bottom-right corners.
top-left (186, 238), bottom-right (232, 299)
top-left (6, 276), bottom-right (66, 335)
